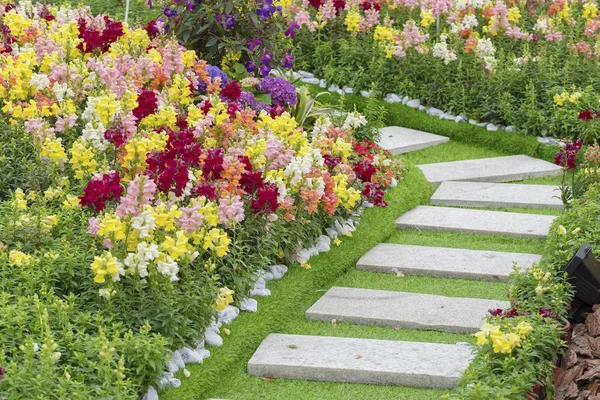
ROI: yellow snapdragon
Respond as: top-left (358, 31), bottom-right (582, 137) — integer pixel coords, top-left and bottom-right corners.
top-left (41, 137), bottom-right (67, 165)
top-left (214, 287), bottom-right (235, 311)
top-left (69, 141), bottom-right (98, 179)
top-left (344, 9), bottom-right (361, 33)
top-left (420, 10), bottom-right (435, 28)
top-left (9, 250), bottom-right (34, 267)
top-left (91, 251), bottom-right (122, 283)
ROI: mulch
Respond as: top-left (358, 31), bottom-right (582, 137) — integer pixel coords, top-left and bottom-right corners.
top-left (555, 305), bottom-right (600, 400)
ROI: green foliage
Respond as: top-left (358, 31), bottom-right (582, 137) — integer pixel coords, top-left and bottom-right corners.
top-left (165, 0), bottom-right (290, 68)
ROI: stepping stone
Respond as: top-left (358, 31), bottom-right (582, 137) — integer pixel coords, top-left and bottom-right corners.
top-left (248, 334), bottom-right (472, 389)
top-left (431, 181), bottom-right (563, 209)
top-left (357, 243), bottom-right (541, 281)
top-left (417, 155), bottom-right (561, 184)
top-left (395, 206), bottom-right (555, 239)
top-left (377, 126), bottom-right (449, 155)
top-left (306, 287), bottom-right (508, 333)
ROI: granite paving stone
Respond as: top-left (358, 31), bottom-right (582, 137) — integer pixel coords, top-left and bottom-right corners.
top-left (357, 243), bottom-right (541, 281)
top-left (430, 181), bottom-right (562, 209)
top-left (377, 126), bottom-right (449, 155)
top-left (395, 206), bottom-right (555, 238)
top-left (248, 334), bottom-right (473, 389)
top-left (417, 155), bottom-right (562, 184)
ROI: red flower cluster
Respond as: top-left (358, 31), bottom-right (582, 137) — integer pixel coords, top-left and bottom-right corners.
top-left (488, 308), bottom-right (521, 318)
top-left (555, 139), bottom-right (582, 169)
top-left (353, 160), bottom-right (377, 182)
top-left (80, 172), bottom-right (123, 212)
top-left (360, 0), bottom-right (381, 10)
top-left (191, 182), bottom-right (217, 200)
top-left (578, 109), bottom-right (600, 121)
top-left (132, 89), bottom-right (158, 121)
top-left (221, 81), bottom-right (242, 101)
top-left (270, 105), bottom-right (285, 118)
top-left (146, 129), bottom-right (202, 196)
top-left (251, 182), bottom-right (279, 214)
top-left (538, 307), bottom-right (558, 319)
top-left (145, 20), bottom-right (159, 40)
top-left (202, 148), bottom-right (225, 180)
top-left (77, 16), bottom-right (124, 53)
top-left (362, 182), bottom-right (387, 207)
top-left (323, 154), bottom-right (342, 169)
top-left (104, 126), bottom-right (127, 147)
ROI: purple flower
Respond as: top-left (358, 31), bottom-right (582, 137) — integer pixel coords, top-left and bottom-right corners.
top-left (245, 61), bottom-right (256, 73)
top-left (285, 21), bottom-right (300, 38)
top-left (257, 76), bottom-right (298, 107)
top-left (260, 63), bottom-right (272, 76)
top-left (197, 65), bottom-right (229, 93)
top-left (225, 14), bottom-right (235, 29)
top-left (0, 366), bottom-right (4, 380)
top-left (260, 52), bottom-right (273, 76)
top-left (280, 51), bottom-right (294, 69)
top-left (239, 91), bottom-right (272, 114)
top-left (163, 7), bottom-right (177, 18)
top-left (247, 39), bottom-right (263, 51)
top-left (148, 0), bottom-right (153, 8)
top-left (256, 0), bottom-right (281, 21)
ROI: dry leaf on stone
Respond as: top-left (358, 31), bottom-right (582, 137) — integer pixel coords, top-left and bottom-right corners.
top-left (288, 344), bottom-right (298, 349)
top-left (260, 377), bottom-right (276, 383)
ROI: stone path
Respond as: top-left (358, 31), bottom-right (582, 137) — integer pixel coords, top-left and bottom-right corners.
top-left (248, 334), bottom-right (473, 389)
top-left (431, 181), bottom-right (563, 209)
top-left (305, 287), bottom-right (509, 333)
top-left (377, 126), bottom-right (449, 154)
top-left (418, 155), bottom-right (561, 184)
top-left (396, 206), bottom-right (556, 239)
top-left (357, 243), bottom-right (541, 281)
top-left (249, 130), bottom-right (561, 390)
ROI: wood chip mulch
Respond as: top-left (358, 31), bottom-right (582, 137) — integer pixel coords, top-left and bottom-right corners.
top-left (556, 305), bottom-right (600, 400)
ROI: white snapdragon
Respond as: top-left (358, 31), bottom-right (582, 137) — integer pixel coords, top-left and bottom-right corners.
top-left (130, 209), bottom-right (156, 238)
top-left (157, 256), bottom-right (179, 282)
top-left (341, 112), bottom-right (368, 131)
top-left (81, 121), bottom-right (108, 151)
top-left (312, 115), bottom-right (333, 137)
top-left (30, 73), bottom-right (50, 90)
top-left (432, 36), bottom-right (457, 65)
top-left (52, 82), bottom-right (74, 102)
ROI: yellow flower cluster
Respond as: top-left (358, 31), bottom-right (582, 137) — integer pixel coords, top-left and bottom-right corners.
top-left (333, 174), bottom-right (361, 210)
top-left (214, 287), bottom-right (235, 311)
top-left (8, 250), bottom-right (34, 267)
top-left (41, 138), bottom-right (67, 165)
top-left (508, 7), bottom-right (521, 23)
top-left (583, 2), bottom-right (598, 21)
top-left (420, 10), bottom-right (435, 28)
top-left (474, 321), bottom-right (533, 354)
top-left (553, 91), bottom-right (582, 106)
top-left (345, 9), bottom-right (361, 33)
top-left (91, 252), bottom-right (123, 283)
top-left (69, 142), bottom-right (98, 179)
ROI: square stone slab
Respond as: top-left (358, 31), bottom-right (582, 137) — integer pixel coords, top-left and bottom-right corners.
top-left (357, 243), bottom-right (541, 281)
top-left (248, 334), bottom-right (473, 389)
top-left (306, 287), bottom-right (508, 333)
top-left (377, 126), bottom-right (449, 155)
top-left (417, 155), bottom-right (562, 184)
top-left (395, 206), bottom-right (556, 239)
top-left (430, 181), bottom-right (563, 209)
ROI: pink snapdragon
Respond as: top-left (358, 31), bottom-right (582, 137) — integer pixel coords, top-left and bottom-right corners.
top-left (116, 175), bottom-right (157, 217)
top-left (218, 195), bottom-right (245, 226)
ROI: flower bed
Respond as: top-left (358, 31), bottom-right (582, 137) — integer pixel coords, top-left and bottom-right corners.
top-left (271, 0), bottom-right (600, 141)
top-left (0, 3), bottom-right (401, 398)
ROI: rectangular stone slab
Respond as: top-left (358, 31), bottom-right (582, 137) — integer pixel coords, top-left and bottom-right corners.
top-left (248, 334), bottom-right (473, 389)
top-left (306, 287), bottom-right (508, 333)
top-left (395, 206), bottom-right (556, 239)
top-left (357, 243), bottom-right (541, 281)
top-left (377, 126), bottom-right (449, 155)
top-left (417, 155), bottom-right (562, 184)
top-left (430, 181), bottom-right (563, 209)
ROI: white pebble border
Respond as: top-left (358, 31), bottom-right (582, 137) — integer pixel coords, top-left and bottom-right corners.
top-left (138, 187), bottom-right (402, 399)
top-left (279, 70), bottom-right (562, 147)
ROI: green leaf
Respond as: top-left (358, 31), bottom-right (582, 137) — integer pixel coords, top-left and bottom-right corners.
top-left (254, 93), bottom-right (272, 103)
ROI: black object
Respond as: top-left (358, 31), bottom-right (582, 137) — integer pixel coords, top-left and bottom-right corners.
top-left (566, 242), bottom-right (600, 306)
